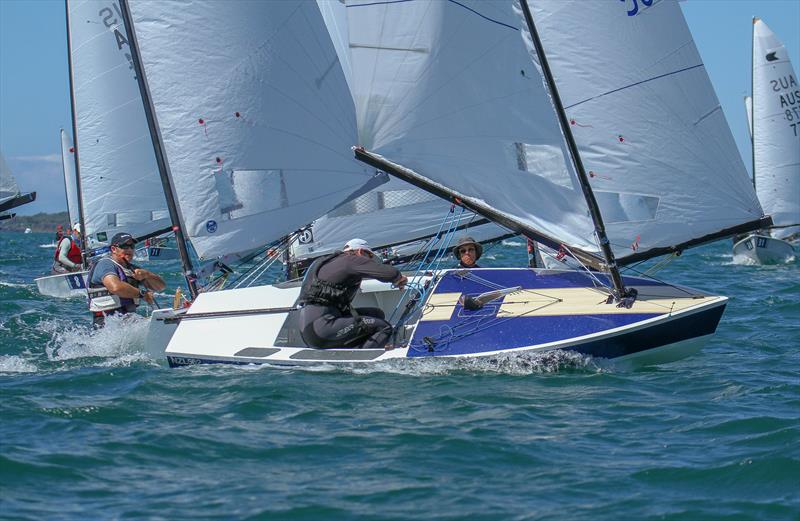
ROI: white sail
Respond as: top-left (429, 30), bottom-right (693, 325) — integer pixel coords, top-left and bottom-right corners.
top-left (67, 0), bottom-right (170, 244)
top-left (127, 0), bottom-right (382, 261)
top-left (752, 18), bottom-right (800, 240)
top-left (292, 0), bottom-right (512, 261)
top-left (60, 129), bottom-right (80, 227)
top-left (340, 0), bottom-right (597, 257)
top-left (519, 0), bottom-right (764, 261)
top-left (0, 152), bottom-right (20, 205)
top-left (744, 95), bottom-right (753, 140)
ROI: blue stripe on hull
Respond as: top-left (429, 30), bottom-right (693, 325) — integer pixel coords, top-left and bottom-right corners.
top-left (408, 312), bottom-right (660, 357)
top-left (567, 302), bottom-right (725, 359)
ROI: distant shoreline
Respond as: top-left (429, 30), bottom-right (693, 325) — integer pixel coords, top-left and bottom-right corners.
top-left (0, 212), bottom-right (70, 233)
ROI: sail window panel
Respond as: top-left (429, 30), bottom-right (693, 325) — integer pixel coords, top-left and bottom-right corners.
top-left (327, 189), bottom-right (438, 218)
top-left (214, 170), bottom-right (288, 221)
top-left (513, 142), bottom-right (575, 190)
top-left (594, 191), bottom-right (659, 224)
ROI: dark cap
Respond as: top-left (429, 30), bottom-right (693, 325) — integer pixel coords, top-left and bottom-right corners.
top-left (110, 232), bottom-right (136, 246)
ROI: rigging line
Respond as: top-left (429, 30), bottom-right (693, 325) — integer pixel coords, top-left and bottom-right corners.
top-left (564, 64), bottom-right (705, 110)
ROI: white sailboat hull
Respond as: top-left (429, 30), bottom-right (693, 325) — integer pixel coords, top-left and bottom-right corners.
top-left (34, 271), bottom-right (89, 299)
top-left (158, 268), bottom-right (727, 368)
top-left (732, 234), bottom-right (795, 265)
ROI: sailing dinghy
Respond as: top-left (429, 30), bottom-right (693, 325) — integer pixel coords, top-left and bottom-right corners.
top-left (35, 0), bottom-right (177, 299)
top-left (732, 18), bottom-right (799, 265)
top-left (135, 0), bottom-right (766, 367)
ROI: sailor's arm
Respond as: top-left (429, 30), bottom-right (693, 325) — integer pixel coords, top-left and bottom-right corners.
top-left (351, 258), bottom-right (407, 289)
top-left (133, 268), bottom-right (166, 292)
top-left (57, 241), bottom-right (78, 269)
top-left (102, 274), bottom-right (142, 299)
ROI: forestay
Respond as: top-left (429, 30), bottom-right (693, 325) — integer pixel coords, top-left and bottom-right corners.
top-left (67, 0), bottom-right (170, 245)
top-left (60, 130), bottom-right (80, 227)
top-left (127, 0), bottom-right (383, 261)
top-left (752, 18), bottom-right (800, 240)
top-left (520, 0), bottom-right (765, 261)
top-left (339, 0), bottom-right (597, 258)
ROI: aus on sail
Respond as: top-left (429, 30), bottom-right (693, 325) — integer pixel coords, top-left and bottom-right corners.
top-left (778, 88), bottom-right (800, 108)
top-left (770, 74), bottom-right (797, 92)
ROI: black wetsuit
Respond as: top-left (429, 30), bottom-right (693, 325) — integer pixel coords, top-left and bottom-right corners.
top-left (298, 253), bottom-right (402, 349)
top-left (459, 262), bottom-right (481, 269)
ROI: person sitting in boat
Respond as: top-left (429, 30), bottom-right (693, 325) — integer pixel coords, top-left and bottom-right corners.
top-left (51, 223), bottom-right (83, 274)
top-left (297, 238), bottom-right (407, 350)
top-left (453, 236), bottom-right (482, 268)
top-left (87, 232), bottom-right (166, 328)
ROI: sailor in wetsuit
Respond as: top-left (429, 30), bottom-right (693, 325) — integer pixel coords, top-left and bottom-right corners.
top-left (297, 238), bottom-right (407, 349)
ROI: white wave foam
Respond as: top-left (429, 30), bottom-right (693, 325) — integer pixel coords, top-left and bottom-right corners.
top-left (501, 240), bottom-right (524, 247)
top-left (0, 355), bottom-right (37, 373)
top-left (42, 314), bottom-right (152, 362)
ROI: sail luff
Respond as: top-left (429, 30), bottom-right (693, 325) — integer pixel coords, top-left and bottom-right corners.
top-left (518, 0), bottom-right (625, 295)
top-left (119, 0), bottom-right (198, 297)
top-left (60, 129), bottom-right (80, 227)
top-left (750, 18), bottom-right (756, 192)
top-left (64, 0), bottom-right (87, 268)
top-left (354, 148), bottom-right (606, 269)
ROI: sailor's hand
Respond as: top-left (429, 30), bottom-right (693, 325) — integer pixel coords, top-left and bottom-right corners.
top-left (141, 290), bottom-right (155, 304)
top-left (394, 274), bottom-right (408, 290)
top-left (133, 268), bottom-right (151, 281)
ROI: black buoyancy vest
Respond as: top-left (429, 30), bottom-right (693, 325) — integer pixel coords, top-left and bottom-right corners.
top-left (298, 252), bottom-right (354, 310)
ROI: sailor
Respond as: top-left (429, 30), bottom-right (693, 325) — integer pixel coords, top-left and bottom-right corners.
top-left (51, 223), bottom-right (83, 274)
top-left (87, 232), bottom-right (166, 328)
top-left (54, 224), bottom-right (64, 242)
top-left (453, 236), bottom-right (482, 268)
top-left (297, 238), bottom-right (407, 349)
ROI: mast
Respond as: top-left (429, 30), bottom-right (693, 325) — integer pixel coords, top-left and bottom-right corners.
top-left (64, 0), bottom-right (88, 269)
top-left (518, 0), bottom-right (627, 298)
top-left (119, 0), bottom-right (199, 298)
top-left (750, 17), bottom-right (757, 192)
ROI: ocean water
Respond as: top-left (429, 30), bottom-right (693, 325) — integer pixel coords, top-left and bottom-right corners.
top-left (1, 231), bottom-right (798, 520)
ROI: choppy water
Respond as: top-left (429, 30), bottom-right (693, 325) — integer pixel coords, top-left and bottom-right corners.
top-left (1, 232), bottom-right (798, 520)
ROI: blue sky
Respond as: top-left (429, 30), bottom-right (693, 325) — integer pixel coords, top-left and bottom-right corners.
top-left (1, 0), bottom-right (798, 215)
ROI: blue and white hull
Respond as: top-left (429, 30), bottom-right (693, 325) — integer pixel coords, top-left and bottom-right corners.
top-left (159, 268), bottom-right (727, 368)
top-left (34, 271), bottom-right (89, 299)
top-left (732, 234), bottom-right (795, 265)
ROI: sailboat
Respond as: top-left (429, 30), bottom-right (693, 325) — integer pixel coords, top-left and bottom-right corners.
top-left (34, 130), bottom-right (89, 299)
top-left (732, 18), bottom-right (799, 265)
top-left (136, 0), bottom-right (766, 367)
top-left (0, 152), bottom-right (36, 221)
top-left (35, 0), bottom-right (177, 299)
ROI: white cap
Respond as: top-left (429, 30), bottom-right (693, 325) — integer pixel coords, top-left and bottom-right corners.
top-left (343, 238), bottom-right (374, 254)
top-left (72, 223), bottom-right (81, 234)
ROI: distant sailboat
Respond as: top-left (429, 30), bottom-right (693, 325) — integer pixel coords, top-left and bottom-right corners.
top-left (733, 18), bottom-right (799, 265)
top-left (0, 152), bottom-right (36, 221)
top-left (143, 0), bottom-right (766, 367)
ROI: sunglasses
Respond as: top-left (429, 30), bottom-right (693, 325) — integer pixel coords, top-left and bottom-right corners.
top-left (115, 242), bottom-right (136, 250)
top-left (459, 247), bottom-right (476, 254)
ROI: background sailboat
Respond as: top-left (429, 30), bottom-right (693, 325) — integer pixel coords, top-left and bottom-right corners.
top-left (732, 18), bottom-right (798, 265)
top-left (150, 0), bottom-right (766, 367)
top-left (0, 152), bottom-right (36, 221)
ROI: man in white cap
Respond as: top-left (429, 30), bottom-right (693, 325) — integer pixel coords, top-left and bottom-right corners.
top-left (296, 238), bottom-right (407, 349)
top-left (51, 223), bottom-right (83, 274)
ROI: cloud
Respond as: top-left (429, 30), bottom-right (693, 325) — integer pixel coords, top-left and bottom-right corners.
top-left (13, 154), bottom-right (62, 164)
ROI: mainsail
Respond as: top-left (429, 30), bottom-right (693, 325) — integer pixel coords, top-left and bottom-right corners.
top-left (519, 0), bottom-right (767, 263)
top-left (343, 0), bottom-right (597, 261)
top-left (0, 152), bottom-right (20, 207)
top-left (744, 95), bottom-right (754, 139)
top-left (126, 0), bottom-right (384, 261)
top-left (66, 0), bottom-right (170, 245)
top-left (0, 152), bottom-right (36, 215)
top-left (752, 18), bottom-right (800, 240)
top-left (292, 0), bottom-right (510, 261)
top-left (60, 130), bottom-right (80, 227)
